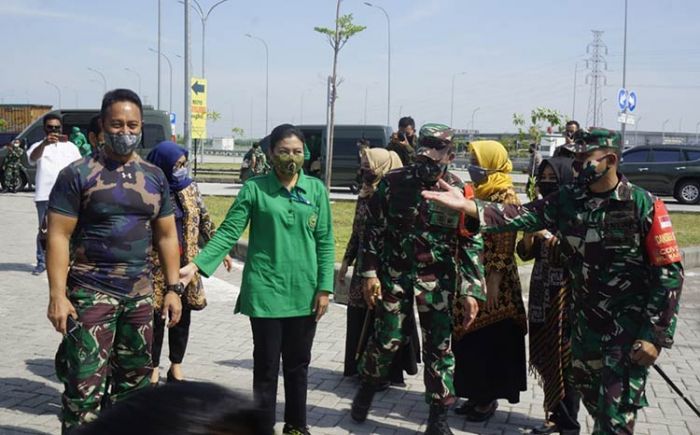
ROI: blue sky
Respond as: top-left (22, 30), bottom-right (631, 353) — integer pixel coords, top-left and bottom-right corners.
top-left (2, 0), bottom-right (699, 138)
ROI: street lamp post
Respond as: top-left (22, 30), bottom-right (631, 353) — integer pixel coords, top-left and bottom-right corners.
top-left (87, 67), bottom-right (107, 94)
top-left (662, 118), bottom-right (670, 143)
top-left (149, 48), bottom-right (173, 113)
top-left (695, 121), bottom-right (700, 145)
top-left (471, 107), bottom-right (480, 131)
top-left (181, 0), bottom-right (230, 77)
top-left (620, 0), bottom-right (629, 146)
top-left (450, 71), bottom-right (466, 127)
top-left (44, 81), bottom-right (61, 108)
top-left (124, 68), bottom-right (142, 95)
top-left (245, 33), bottom-right (269, 133)
top-left (364, 2), bottom-right (391, 126)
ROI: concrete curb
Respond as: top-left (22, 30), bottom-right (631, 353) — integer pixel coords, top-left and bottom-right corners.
top-left (228, 241), bottom-right (700, 304)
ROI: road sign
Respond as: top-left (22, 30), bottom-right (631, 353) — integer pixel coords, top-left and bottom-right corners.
top-left (628, 91), bottom-right (637, 112)
top-left (617, 112), bottom-right (636, 125)
top-left (617, 88), bottom-right (628, 111)
top-left (169, 112), bottom-right (177, 136)
top-left (190, 77), bottom-right (207, 139)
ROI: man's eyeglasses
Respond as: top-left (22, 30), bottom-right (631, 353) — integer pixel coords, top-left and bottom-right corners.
top-left (45, 125), bottom-right (62, 132)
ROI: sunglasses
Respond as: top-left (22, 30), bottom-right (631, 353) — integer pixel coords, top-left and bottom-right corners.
top-left (45, 125), bottom-right (62, 132)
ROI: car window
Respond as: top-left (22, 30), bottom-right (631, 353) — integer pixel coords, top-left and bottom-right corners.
top-left (685, 150), bottom-right (700, 161)
top-left (142, 124), bottom-right (166, 149)
top-left (622, 149), bottom-right (649, 163)
top-left (652, 149), bottom-right (682, 163)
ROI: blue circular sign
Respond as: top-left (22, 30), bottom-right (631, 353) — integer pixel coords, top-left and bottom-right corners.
top-left (628, 92), bottom-right (637, 112)
top-left (617, 88), bottom-right (628, 111)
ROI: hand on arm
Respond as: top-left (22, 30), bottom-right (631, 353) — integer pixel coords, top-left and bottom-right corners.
top-left (154, 215), bottom-right (182, 327)
top-left (46, 212), bottom-right (78, 334)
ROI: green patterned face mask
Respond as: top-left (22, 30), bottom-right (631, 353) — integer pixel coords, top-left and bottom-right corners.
top-left (272, 153), bottom-right (304, 177)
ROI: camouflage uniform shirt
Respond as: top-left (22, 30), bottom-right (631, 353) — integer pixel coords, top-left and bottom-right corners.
top-left (360, 167), bottom-right (485, 302)
top-left (477, 176), bottom-right (682, 351)
top-left (49, 154), bottom-right (174, 299)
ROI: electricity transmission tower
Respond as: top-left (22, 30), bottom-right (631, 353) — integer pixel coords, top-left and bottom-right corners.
top-left (585, 30), bottom-right (608, 127)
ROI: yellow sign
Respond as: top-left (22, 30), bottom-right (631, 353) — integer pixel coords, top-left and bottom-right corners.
top-left (191, 77), bottom-right (207, 139)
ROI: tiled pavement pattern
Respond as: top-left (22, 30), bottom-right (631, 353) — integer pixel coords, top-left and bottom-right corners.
top-left (1, 192), bottom-right (699, 435)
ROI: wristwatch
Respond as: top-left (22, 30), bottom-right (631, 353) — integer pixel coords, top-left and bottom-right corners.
top-left (165, 283), bottom-right (185, 296)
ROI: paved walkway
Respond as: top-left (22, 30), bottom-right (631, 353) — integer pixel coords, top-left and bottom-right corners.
top-left (0, 191), bottom-right (699, 434)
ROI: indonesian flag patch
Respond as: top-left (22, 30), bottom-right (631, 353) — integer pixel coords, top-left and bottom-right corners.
top-left (459, 184), bottom-right (476, 237)
top-left (645, 199), bottom-right (682, 266)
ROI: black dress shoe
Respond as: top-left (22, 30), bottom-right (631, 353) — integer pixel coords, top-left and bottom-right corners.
top-left (464, 401), bottom-right (498, 422)
top-left (166, 369), bottom-right (185, 383)
top-left (531, 421), bottom-right (558, 434)
top-left (454, 399), bottom-right (476, 415)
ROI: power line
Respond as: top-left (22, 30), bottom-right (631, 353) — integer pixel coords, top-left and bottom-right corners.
top-left (585, 30), bottom-right (608, 127)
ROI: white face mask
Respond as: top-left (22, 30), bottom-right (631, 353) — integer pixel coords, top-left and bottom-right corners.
top-left (172, 166), bottom-right (188, 182)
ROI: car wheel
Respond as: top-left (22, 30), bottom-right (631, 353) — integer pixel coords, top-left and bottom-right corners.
top-left (349, 183), bottom-right (360, 194)
top-left (674, 179), bottom-right (700, 204)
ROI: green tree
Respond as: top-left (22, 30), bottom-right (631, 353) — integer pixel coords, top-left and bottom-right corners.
top-left (231, 127), bottom-right (245, 138)
top-left (513, 107), bottom-right (565, 199)
top-left (314, 3), bottom-right (366, 187)
top-left (0, 118), bottom-right (7, 132)
top-left (207, 111), bottom-right (222, 122)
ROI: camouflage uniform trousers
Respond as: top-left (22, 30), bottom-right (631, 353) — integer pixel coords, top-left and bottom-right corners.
top-left (2, 160), bottom-right (22, 191)
top-left (568, 332), bottom-right (648, 435)
top-left (358, 278), bottom-right (456, 405)
top-left (55, 286), bottom-right (154, 432)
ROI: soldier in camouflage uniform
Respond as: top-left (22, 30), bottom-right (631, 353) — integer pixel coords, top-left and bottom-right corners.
top-left (350, 123), bottom-right (486, 435)
top-left (422, 128), bottom-right (684, 435)
top-left (241, 142), bottom-right (269, 181)
top-left (46, 89), bottom-right (183, 434)
top-left (2, 139), bottom-right (25, 192)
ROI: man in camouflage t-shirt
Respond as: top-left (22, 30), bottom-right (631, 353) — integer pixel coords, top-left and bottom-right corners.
top-left (46, 89), bottom-right (183, 434)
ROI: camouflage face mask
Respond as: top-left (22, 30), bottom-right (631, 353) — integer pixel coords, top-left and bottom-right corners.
top-left (272, 153), bottom-right (304, 177)
top-left (104, 132), bottom-right (142, 156)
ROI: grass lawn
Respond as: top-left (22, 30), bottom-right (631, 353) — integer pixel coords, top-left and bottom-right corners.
top-left (203, 195), bottom-right (700, 263)
top-left (669, 213), bottom-right (700, 248)
top-left (203, 196), bottom-right (356, 262)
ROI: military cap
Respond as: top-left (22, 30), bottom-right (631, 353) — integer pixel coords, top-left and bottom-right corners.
top-left (572, 128), bottom-right (621, 153)
top-left (418, 123), bottom-right (454, 150)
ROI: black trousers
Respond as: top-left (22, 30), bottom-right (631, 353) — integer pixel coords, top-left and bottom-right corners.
top-left (250, 315), bottom-right (317, 433)
top-left (152, 308), bottom-right (192, 367)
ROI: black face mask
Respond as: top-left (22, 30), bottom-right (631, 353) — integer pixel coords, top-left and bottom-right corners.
top-left (538, 181), bottom-right (558, 198)
top-left (361, 168), bottom-right (377, 185)
top-left (415, 155), bottom-right (446, 186)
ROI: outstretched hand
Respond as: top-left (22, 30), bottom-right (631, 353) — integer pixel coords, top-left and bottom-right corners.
top-left (421, 179), bottom-right (473, 215)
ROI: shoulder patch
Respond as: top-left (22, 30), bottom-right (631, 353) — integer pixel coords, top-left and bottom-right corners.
top-left (645, 199), bottom-right (682, 266)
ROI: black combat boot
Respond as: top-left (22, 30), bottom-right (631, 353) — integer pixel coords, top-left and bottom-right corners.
top-left (350, 382), bottom-right (376, 422)
top-left (424, 403), bottom-right (453, 435)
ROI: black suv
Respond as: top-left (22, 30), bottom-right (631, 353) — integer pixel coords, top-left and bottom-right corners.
top-left (620, 145), bottom-right (700, 204)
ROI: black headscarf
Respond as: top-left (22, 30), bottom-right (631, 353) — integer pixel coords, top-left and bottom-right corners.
top-left (537, 156), bottom-right (574, 185)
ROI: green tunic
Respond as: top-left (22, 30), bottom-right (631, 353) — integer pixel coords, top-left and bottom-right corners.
top-left (193, 171), bottom-right (335, 318)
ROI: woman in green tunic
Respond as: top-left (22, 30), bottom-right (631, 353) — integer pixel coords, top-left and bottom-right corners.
top-left (179, 124), bottom-right (335, 435)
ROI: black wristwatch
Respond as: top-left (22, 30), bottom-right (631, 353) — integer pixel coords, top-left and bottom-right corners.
top-left (166, 283), bottom-right (185, 296)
